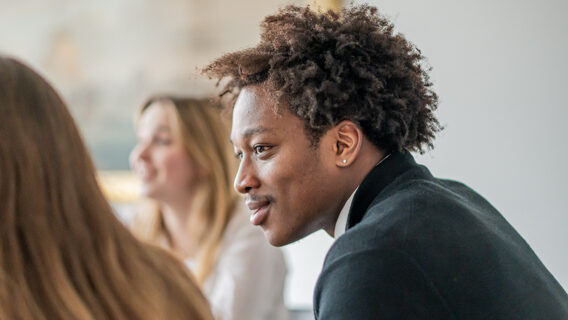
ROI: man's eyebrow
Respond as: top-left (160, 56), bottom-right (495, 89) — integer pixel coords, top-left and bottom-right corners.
top-left (230, 126), bottom-right (271, 144)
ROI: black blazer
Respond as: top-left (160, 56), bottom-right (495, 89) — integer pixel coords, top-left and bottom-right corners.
top-left (314, 151), bottom-right (568, 319)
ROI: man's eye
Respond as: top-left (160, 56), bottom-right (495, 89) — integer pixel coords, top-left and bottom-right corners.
top-left (254, 145), bottom-right (270, 154)
top-left (235, 152), bottom-right (243, 160)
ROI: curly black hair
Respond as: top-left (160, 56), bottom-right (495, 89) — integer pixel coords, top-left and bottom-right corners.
top-left (203, 4), bottom-right (441, 153)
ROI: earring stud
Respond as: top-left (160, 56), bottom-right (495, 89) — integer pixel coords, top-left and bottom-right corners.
top-left (342, 159), bottom-right (347, 164)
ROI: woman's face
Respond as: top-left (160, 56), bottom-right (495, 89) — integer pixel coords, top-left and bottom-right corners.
top-left (130, 101), bottom-right (198, 204)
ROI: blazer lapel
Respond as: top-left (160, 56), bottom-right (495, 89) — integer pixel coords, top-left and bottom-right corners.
top-left (346, 150), bottom-right (417, 230)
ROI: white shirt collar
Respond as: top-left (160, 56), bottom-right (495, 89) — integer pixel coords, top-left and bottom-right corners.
top-left (334, 187), bottom-right (357, 239)
top-left (333, 153), bottom-right (391, 240)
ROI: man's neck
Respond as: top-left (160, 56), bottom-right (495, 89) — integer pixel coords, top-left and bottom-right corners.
top-left (323, 148), bottom-right (388, 237)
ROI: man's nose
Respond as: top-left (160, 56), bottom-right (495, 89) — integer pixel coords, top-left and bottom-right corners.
top-left (234, 159), bottom-right (260, 194)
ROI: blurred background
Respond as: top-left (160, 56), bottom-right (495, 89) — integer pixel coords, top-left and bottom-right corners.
top-left (1, 0), bottom-right (566, 311)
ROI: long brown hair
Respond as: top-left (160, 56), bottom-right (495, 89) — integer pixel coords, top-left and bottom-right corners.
top-left (0, 56), bottom-right (213, 320)
top-left (132, 96), bottom-right (239, 285)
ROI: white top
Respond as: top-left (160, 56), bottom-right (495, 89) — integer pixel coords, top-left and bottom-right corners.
top-left (185, 200), bottom-right (289, 320)
top-left (334, 188), bottom-right (357, 239)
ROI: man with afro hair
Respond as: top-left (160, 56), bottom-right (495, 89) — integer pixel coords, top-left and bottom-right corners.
top-left (205, 4), bottom-right (568, 319)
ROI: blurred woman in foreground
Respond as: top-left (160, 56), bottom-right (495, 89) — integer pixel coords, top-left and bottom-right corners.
top-left (0, 56), bottom-right (213, 320)
top-left (130, 96), bottom-right (289, 320)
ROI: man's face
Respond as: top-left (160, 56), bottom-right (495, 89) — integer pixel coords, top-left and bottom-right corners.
top-left (230, 86), bottom-right (343, 246)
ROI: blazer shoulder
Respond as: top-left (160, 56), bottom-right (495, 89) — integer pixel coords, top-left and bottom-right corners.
top-left (314, 246), bottom-right (456, 319)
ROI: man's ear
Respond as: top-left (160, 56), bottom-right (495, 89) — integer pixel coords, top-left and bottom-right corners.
top-left (332, 120), bottom-right (363, 167)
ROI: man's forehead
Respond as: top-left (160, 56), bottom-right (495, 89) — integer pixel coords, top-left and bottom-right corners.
top-left (230, 98), bottom-right (277, 143)
top-left (234, 86), bottom-right (271, 112)
top-left (230, 85), bottom-right (301, 144)
top-left (233, 83), bottom-right (287, 114)
top-left (232, 87), bottom-right (279, 124)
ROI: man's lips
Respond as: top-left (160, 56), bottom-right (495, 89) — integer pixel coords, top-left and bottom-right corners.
top-left (246, 199), bottom-right (270, 211)
top-left (245, 197), bottom-right (272, 225)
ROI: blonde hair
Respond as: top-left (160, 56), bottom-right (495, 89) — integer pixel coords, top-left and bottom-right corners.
top-left (132, 96), bottom-right (239, 284)
top-left (0, 57), bottom-right (213, 320)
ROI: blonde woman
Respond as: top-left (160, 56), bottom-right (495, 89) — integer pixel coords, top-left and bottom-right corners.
top-left (0, 56), bottom-right (213, 320)
top-left (130, 96), bottom-right (289, 320)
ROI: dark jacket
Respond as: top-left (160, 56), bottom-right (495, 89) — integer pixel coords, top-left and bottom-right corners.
top-left (314, 151), bottom-right (568, 319)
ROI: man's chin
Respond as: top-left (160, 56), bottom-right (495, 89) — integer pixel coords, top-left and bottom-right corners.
top-left (262, 228), bottom-right (292, 247)
top-left (263, 227), bottom-right (308, 247)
